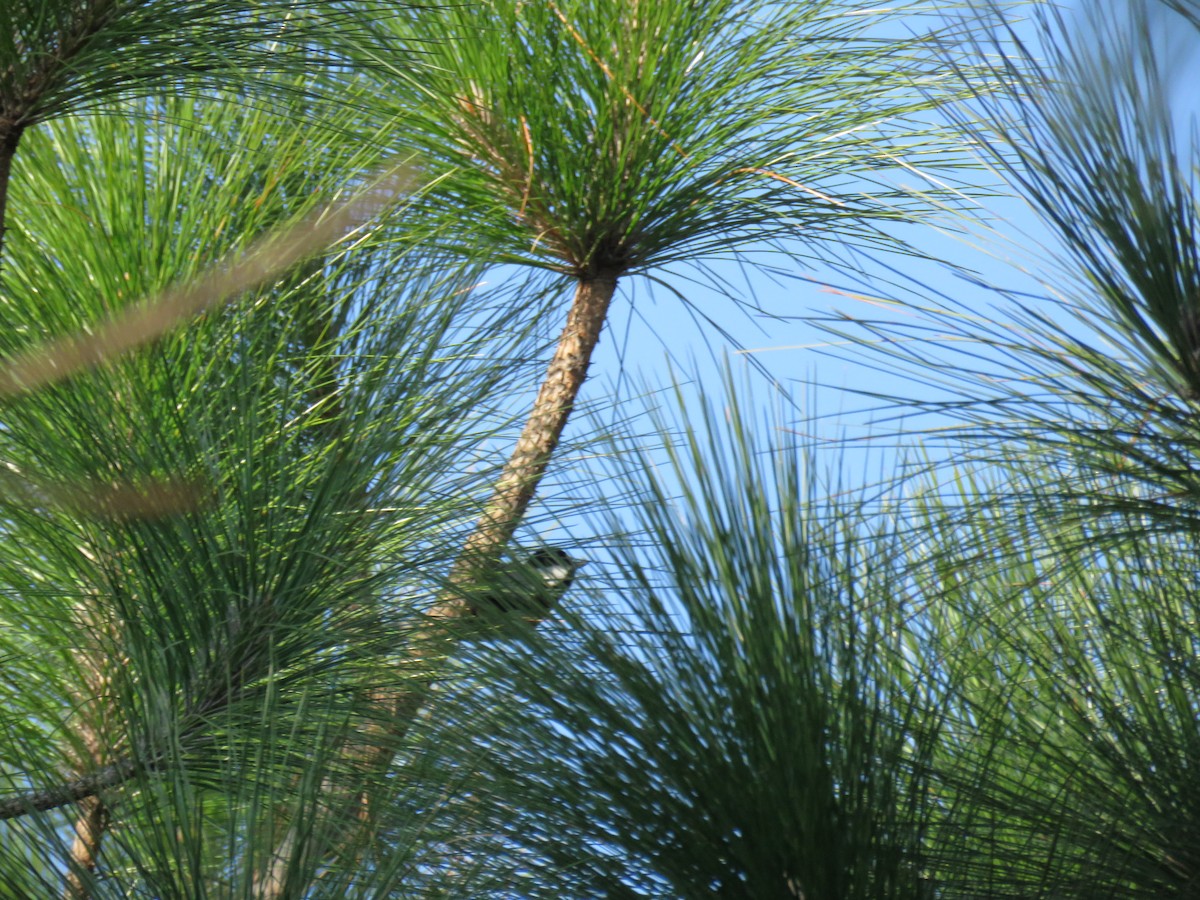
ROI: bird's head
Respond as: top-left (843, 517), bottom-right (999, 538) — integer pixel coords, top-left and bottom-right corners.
top-left (527, 546), bottom-right (587, 594)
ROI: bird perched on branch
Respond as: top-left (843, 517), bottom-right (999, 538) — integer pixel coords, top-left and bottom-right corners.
top-left (473, 546), bottom-right (586, 625)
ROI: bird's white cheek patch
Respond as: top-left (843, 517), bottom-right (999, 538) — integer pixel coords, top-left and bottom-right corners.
top-left (542, 564), bottom-right (572, 584)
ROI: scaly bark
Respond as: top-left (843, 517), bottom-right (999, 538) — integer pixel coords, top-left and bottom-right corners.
top-left (61, 598), bottom-right (122, 900)
top-left (434, 267), bottom-right (621, 613)
top-left (0, 124), bottom-right (24, 267)
top-left (63, 796), bottom-right (108, 900)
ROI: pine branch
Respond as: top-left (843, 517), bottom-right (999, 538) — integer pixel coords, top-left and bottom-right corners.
top-left (0, 759), bottom-right (138, 821)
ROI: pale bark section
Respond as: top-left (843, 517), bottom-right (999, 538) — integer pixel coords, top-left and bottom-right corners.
top-left (432, 268), bottom-right (620, 616)
top-left (61, 600), bottom-right (120, 900)
top-left (63, 796), bottom-right (108, 900)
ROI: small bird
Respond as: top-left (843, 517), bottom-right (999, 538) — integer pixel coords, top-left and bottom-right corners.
top-left (474, 546), bottom-right (587, 623)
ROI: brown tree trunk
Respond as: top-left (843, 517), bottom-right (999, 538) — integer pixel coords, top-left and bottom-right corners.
top-left (61, 599), bottom-right (120, 900)
top-left (0, 124), bottom-right (25, 268)
top-left (326, 269), bottom-right (621, 883)
top-left (63, 796), bottom-right (109, 900)
top-left (432, 267), bottom-right (620, 613)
